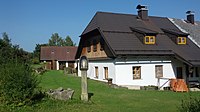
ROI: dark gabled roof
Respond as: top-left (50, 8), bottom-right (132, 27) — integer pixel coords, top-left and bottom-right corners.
top-left (81, 12), bottom-right (163, 35)
top-left (78, 12), bottom-right (200, 66)
top-left (40, 46), bottom-right (77, 61)
top-left (161, 28), bottom-right (189, 36)
top-left (130, 27), bottom-right (159, 35)
top-left (171, 18), bottom-right (200, 47)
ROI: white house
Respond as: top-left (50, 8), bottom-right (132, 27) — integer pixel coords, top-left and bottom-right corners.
top-left (76, 6), bottom-right (200, 89)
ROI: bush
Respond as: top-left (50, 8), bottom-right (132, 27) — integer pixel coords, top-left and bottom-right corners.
top-left (32, 57), bottom-right (40, 64)
top-left (178, 96), bottom-right (200, 112)
top-left (64, 67), bottom-right (73, 74)
top-left (0, 61), bottom-right (39, 105)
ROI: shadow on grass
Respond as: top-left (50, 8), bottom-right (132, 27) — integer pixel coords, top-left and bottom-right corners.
top-left (31, 91), bottom-right (46, 104)
top-left (88, 93), bottom-right (94, 100)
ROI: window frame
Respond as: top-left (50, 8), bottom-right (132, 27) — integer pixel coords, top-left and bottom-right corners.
top-left (155, 65), bottom-right (163, 78)
top-left (144, 36), bottom-right (156, 44)
top-left (133, 66), bottom-right (141, 80)
top-left (93, 39), bottom-right (97, 52)
top-left (87, 41), bottom-right (91, 53)
top-left (100, 38), bottom-right (104, 51)
top-left (104, 67), bottom-right (108, 79)
top-left (95, 66), bottom-right (99, 78)
top-left (177, 37), bottom-right (186, 45)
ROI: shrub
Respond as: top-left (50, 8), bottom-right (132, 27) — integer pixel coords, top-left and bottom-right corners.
top-left (64, 67), bottom-right (72, 74)
top-left (0, 61), bottom-right (39, 105)
top-left (32, 57), bottom-right (40, 64)
top-left (178, 96), bottom-right (200, 112)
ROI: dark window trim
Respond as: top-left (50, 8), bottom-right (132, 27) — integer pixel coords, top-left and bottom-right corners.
top-left (133, 66), bottom-right (141, 80)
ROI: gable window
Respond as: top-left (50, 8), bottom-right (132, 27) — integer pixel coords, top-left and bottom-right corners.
top-left (104, 67), bottom-right (108, 79)
top-left (100, 38), bottom-right (104, 51)
top-left (144, 36), bottom-right (155, 44)
top-left (87, 41), bottom-right (91, 53)
top-left (177, 37), bottom-right (186, 45)
top-left (95, 67), bottom-right (99, 78)
top-left (155, 65), bottom-right (163, 78)
top-left (133, 66), bottom-right (141, 79)
top-left (93, 40), bottom-right (97, 52)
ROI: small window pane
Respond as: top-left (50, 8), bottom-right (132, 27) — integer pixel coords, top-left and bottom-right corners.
top-left (155, 65), bottom-right (163, 78)
top-left (133, 66), bottom-right (141, 79)
top-left (93, 40), bottom-right (97, 52)
top-left (100, 38), bottom-right (104, 51)
top-left (144, 36), bottom-right (155, 44)
top-left (177, 37), bottom-right (186, 44)
top-left (95, 67), bottom-right (98, 78)
top-left (104, 67), bottom-right (108, 79)
top-left (87, 41), bottom-right (91, 52)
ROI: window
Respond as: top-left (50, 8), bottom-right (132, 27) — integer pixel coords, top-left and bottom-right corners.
top-left (95, 67), bottom-right (99, 78)
top-left (100, 38), bottom-right (104, 51)
top-left (196, 67), bottom-right (199, 77)
top-left (133, 66), bottom-right (141, 79)
top-left (104, 67), bottom-right (108, 79)
top-left (177, 37), bottom-right (186, 44)
top-left (51, 51), bottom-right (54, 54)
top-left (144, 36), bottom-right (155, 44)
top-left (176, 67), bottom-right (183, 79)
top-left (93, 40), bottom-right (97, 52)
top-left (87, 41), bottom-right (91, 53)
top-left (155, 65), bottom-right (163, 78)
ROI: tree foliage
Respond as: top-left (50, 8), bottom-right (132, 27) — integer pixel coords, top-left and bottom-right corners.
top-left (48, 33), bottom-right (75, 46)
top-left (0, 32), bottom-right (39, 105)
top-left (48, 33), bottom-right (63, 46)
top-left (33, 44), bottom-right (47, 64)
top-left (65, 35), bottom-right (76, 46)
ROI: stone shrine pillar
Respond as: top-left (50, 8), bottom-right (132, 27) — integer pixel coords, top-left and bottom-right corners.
top-left (79, 56), bottom-right (89, 101)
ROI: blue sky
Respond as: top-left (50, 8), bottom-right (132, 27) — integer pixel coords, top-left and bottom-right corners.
top-left (0, 0), bottom-right (200, 52)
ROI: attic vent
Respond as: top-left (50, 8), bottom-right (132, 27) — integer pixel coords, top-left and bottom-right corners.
top-left (136, 5), bottom-right (148, 20)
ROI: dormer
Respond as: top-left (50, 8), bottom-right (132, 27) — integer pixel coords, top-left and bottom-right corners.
top-left (177, 37), bottom-right (186, 45)
top-left (161, 28), bottom-right (189, 45)
top-left (144, 35), bottom-right (155, 44)
top-left (130, 27), bottom-right (158, 45)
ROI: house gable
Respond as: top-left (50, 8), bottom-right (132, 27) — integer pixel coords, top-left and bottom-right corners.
top-left (76, 29), bottom-right (115, 59)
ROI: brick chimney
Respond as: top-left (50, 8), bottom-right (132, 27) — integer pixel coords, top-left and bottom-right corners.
top-left (186, 11), bottom-right (195, 24)
top-left (136, 5), bottom-right (148, 20)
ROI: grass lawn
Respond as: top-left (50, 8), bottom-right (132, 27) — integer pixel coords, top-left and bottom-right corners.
top-left (1, 70), bottom-right (200, 112)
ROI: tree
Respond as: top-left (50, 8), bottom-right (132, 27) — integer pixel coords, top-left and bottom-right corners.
top-left (48, 33), bottom-right (75, 46)
top-left (65, 35), bottom-right (75, 46)
top-left (48, 33), bottom-right (63, 46)
top-left (33, 43), bottom-right (48, 64)
top-left (0, 32), bottom-right (39, 106)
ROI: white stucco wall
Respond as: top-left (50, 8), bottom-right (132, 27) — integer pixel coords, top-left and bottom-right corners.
top-left (115, 63), bottom-right (175, 87)
top-left (56, 61), bottom-right (59, 70)
top-left (78, 59), bottom-right (116, 83)
top-left (114, 58), bottom-right (187, 88)
top-left (78, 57), bottom-right (193, 89)
top-left (65, 62), bottom-right (68, 68)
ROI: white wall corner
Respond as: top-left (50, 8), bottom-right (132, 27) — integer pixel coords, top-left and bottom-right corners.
top-left (56, 61), bottom-right (59, 70)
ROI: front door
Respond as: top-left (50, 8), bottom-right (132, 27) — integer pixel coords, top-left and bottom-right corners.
top-left (176, 67), bottom-right (183, 79)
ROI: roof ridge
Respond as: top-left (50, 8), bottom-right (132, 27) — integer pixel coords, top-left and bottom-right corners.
top-left (96, 11), bottom-right (137, 17)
